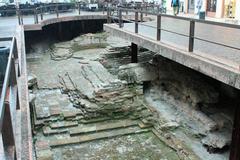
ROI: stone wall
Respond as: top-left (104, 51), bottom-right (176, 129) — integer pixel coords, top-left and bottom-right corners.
top-left (24, 19), bottom-right (107, 53)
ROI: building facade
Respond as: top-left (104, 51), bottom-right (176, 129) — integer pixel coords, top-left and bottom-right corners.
top-left (166, 0), bottom-right (240, 20)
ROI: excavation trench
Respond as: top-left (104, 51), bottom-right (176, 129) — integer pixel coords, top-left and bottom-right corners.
top-left (25, 21), bottom-right (238, 160)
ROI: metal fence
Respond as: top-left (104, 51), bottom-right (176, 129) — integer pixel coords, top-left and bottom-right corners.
top-left (107, 7), bottom-right (240, 58)
top-left (0, 37), bottom-right (20, 159)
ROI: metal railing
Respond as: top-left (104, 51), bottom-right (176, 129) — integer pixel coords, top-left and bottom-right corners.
top-left (0, 37), bottom-right (20, 159)
top-left (107, 7), bottom-right (240, 54)
top-left (0, 3), bottom-right (83, 25)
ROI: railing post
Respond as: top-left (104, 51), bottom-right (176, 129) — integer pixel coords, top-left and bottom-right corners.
top-left (145, 4), bottom-right (147, 16)
top-left (56, 4), bottom-right (59, 18)
top-left (157, 14), bottom-right (161, 41)
top-left (119, 8), bottom-right (123, 28)
top-left (140, 8), bottom-right (143, 22)
top-left (107, 7), bottom-right (111, 24)
top-left (40, 6), bottom-right (43, 20)
top-left (78, 3), bottom-right (81, 15)
top-left (188, 20), bottom-right (195, 52)
top-left (34, 9), bottom-right (38, 24)
top-left (135, 11), bottom-right (138, 33)
top-left (20, 10), bottom-right (23, 25)
top-left (17, 9), bottom-right (21, 25)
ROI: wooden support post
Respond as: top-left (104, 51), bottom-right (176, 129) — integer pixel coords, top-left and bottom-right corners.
top-left (131, 43), bottom-right (138, 63)
top-left (188, 20), bottom-right (195, 52)
top-left (140, 8), bottom-right (143, 22)
top-left (230, 101), bottom-right (240, 160)
top-left (135, 12), bottom-right (138, 33)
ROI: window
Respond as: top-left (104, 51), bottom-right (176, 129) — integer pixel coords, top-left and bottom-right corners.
top-left (207, 0), bottom-right (217, 12)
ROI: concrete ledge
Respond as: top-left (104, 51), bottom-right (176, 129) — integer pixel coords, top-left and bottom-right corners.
top-left (104, 24), bottom-right (240, 90)
top-left (24, 15), bottom-right (107, 31)
top-left (16, 25), bottom-right (33, 159)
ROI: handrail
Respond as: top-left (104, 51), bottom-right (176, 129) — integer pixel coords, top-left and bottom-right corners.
top-left (0, 36), bottom-right (19, 159)
top-left (0, 37), bottom-right (16, 130)
top-left (108, 7), bottom-right (240, 53)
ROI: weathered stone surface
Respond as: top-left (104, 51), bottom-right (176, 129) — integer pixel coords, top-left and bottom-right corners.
top-left (50, 121), bottom-right (78, 129)
top-left (43, 126), bottom-right (68, 136)
top-left (29, 93), bottom-right (36, 105)
top-left (161, 122), bottom-right (180, 130)
top-left (36, 149), bottom-right (53, 160)
top-left (28, 74), bottom-right (38, 88)
top-left (118, 63), bottom-right (158, 84)
top-left (201, 131), bottom-right (231, 150)
top-left (50, 126), bottom-right (150, 147)
top-left (152, 55), bottom-right (220, 106)
top-left (70, 120), bottom-right (138, 135)
top-left (35, 140), bottom-right (50, 151)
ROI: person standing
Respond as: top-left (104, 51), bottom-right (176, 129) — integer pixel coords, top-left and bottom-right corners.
top-left (171, 0), bottom-right (180, 16)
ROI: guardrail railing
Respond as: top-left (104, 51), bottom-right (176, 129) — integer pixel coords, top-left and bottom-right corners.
top-left (0, 37), bottom-right (20, 159)
top-left (107, 7), bottom-right (240, 64)
top-left (0, 3), bottom-right (106, 25)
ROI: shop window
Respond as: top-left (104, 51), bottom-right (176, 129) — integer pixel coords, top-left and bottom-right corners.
top-left (207, 0), bottom-right (217, 12)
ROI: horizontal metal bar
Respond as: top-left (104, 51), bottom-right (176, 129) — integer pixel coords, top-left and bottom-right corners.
top-left (0, 37), bottom-right (12, 42)
top-left (161, 28), bottom-right (189, 37)
top-left (113, 7), bottom-right (240, 29)
top-left (194, 37), bottom-right (240, 51)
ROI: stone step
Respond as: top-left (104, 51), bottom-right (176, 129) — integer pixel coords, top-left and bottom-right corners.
top-left (50, 126), bottom-right (150, 147)
top-left (50, 121), bottom-right (78, 129)
top-left (43, 126), bottom-right (68, 136)
top-left (70, 119), bottom-right (139, 136)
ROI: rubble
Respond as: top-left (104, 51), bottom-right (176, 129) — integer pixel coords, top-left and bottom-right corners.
top-left (201, 131), bottom-right (231, 152)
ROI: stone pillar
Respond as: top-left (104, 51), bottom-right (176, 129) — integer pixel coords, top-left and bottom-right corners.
top-left (131, 43), bottom-right (138, 63)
